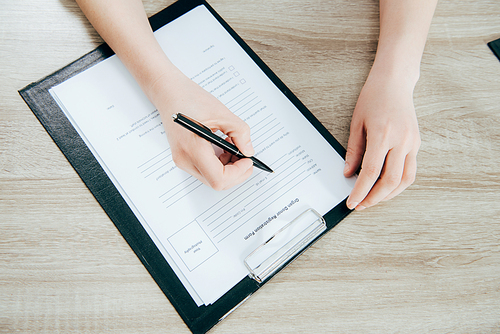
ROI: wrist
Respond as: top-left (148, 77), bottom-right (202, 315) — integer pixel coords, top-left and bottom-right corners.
top-left (146, 62), bottom-right (187, 108)
top-left (370, 38), bottom-right (424, 89)
top-left (368, 57), bottom-right (420, 92)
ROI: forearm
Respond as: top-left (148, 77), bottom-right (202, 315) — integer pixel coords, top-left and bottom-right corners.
top-left (75, 0), bottom-right (255, 189)
top-left (75, 0), bottom-right (180, 104)
top-left (372, 0), bottom-right (438, 87)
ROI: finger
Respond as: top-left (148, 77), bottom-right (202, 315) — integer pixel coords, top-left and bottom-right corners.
top-left (216, 114), bottom-right (254, 157)
top-left (219, 158), bottom-right (254, 190)
top-left (382, 152), bottom-right (417, 202)
top-left (344, 121), bottom-right (366, 177)
top-left (356, 148), bottom-right (406, 209)
top-left (219, 150), bottom-right (253, 174)
top-left (221, 159), bottom-right (254, 190)
top-left (194, 146), bottom-right (253, 191)
top-left (346, 143), bottom-right (386, 209)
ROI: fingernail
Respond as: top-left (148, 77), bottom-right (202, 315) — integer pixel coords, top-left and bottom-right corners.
top-left (355, 205), bottom-right (366, 211)
top-left (343, 162), bottom-right (350, 175)
top-left (347, 201), bottom-right (358, 210)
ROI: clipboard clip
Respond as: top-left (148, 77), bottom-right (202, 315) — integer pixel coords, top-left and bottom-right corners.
top-left (244, 208), bottom-right (326, 283)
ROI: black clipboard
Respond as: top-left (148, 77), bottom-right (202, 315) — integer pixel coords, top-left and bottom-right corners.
top-left (488, 37), bottom-right (500, 62)
top-left (19, 0), bottom-right (352, 332)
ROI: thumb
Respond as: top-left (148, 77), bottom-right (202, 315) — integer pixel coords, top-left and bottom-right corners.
top-left (344, 125), bottom-right (366, 177)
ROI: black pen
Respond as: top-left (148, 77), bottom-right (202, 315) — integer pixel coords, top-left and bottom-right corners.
top-left (172, 113), bottom-right (273, 173)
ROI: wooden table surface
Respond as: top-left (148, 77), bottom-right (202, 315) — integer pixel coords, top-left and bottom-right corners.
top-left (2, 0), bottom-right (500, 332)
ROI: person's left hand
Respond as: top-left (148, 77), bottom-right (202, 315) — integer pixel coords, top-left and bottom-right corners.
top-left (343, 68), bottom-right (421, 210)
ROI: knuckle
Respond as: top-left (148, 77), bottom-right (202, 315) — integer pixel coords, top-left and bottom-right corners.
top-left (404, 135), bottom-right (420, 152)
top-left (345, 145), bottom-right (359, 159)
top-left (402, 172), bottom-right (416, 186)
top-left (362, 165), bottom-right (381, 180)
top-left (383, 173), bottom-right (401, 188)
top-left (240, 123), bottom-right (252, 139)
top-left (414, 136), bottom-right (422, 150)
top-left (229, 113), bottom-right (249, 130)
top-left (379, 129), bottom-right (392, 147)
top-left (241, 121), bottom-right (251, 133)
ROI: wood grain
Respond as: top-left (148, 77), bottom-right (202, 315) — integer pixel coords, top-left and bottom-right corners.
top-left (1, 0), bottom-right (499, 333)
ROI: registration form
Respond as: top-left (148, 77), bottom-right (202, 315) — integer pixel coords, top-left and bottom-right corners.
top-left (49, 5), bottom-right (355, 306)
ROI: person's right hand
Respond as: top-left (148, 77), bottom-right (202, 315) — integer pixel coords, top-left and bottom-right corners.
top-left (75, 0), bottom-right (256, 191)
top-left (153, 68), bottom-right (255, 191)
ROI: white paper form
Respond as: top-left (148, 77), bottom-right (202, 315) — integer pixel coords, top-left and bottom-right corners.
top-left (50, 5), bottom-right (355, 306)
